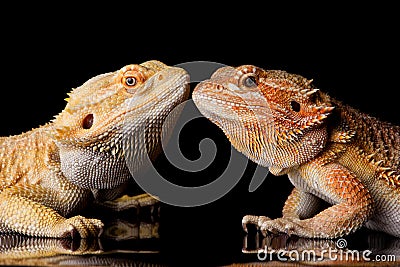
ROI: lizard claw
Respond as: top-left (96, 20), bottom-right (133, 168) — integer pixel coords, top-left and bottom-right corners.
top-left (242, 215), bottom-right (271, 232)
top-left (58, 216), bottom-right (104, 239)
top-left (259, 217), bottom-right (299, 237)
top-left (242, 215), bottom-right (258, 232)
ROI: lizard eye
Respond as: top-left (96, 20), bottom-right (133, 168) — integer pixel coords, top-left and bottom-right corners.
top-left (82, 114), bottom-right (94, 129)
top-left (125, 77), bottom-right (136, 86)
top-left (122, 76), bottom-right (137, 88)
top-left (240, 74), bottom-right (257, 88)
top-left (118, 67), bottom-right (146, 90)
top-left (290, 100), bottom-right (301, 112)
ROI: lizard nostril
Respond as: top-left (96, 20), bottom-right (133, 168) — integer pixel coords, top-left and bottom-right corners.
top-left (158, 74), bottom-right (163, 80)
top-left (82, 114), bottom-right (94, 129)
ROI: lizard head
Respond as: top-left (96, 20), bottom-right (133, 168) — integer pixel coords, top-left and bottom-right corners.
top-left (193, 65), bottom-right (334, 172)
top-left (50, 60), bottom-right (189, 189)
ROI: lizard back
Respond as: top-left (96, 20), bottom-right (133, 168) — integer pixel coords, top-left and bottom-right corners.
top-left (332, 99), bottom-right (400, 187)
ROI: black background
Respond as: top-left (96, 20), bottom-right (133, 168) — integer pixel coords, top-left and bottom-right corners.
top-left (1, 4), bottom-right (398, 266)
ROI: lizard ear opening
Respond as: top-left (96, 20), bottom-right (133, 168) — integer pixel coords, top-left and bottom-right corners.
top-left (290, 100), bottom-right (301, 112)
top-left (82, 114), bottom-right (94, 129)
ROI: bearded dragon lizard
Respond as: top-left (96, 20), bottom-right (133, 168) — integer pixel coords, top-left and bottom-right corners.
top-left (193, 65), bottom-right (400, 238)
top-left (0, 60), bottom-right (189, 238)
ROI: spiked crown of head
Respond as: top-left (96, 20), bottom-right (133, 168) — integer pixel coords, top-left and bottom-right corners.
top-left (239, 67), bottom-right (335, 142)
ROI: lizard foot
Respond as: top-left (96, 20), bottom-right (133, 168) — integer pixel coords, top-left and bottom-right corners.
top-left (259, 217), bottom-right (306, 237)
top-left (242, 215), bottom-right (271, 232)
top-left (58, 216), bottom-right (104, 239)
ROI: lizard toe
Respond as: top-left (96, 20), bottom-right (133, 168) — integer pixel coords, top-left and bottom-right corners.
top-left (242, 215), bottom-right (263, 232)
top-left (59, 216), bottom-right (104, 239)
top-left (60, 224), bottom-right (80, 240)
top-left (260, 218), bottom-right (296, 236)
top-left (88, 218), bottom-right (104, 237)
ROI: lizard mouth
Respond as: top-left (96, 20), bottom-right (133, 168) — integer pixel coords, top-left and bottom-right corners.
top-left (193, 81), bottom-right (268, 114)
top-left (193, 91), bottom-right (249, 108)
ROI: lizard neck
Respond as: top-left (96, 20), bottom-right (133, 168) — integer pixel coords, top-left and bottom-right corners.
top-left (0, 124), bottom-right (59, 189)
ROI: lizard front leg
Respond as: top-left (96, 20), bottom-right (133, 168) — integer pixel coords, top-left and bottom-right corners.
top-left (0, 185), bottom-right (103, 238)
top-left (243, 188), bottom-right (322, 232)
top-left (245, 164), bottom-right (374, 238)
top-left (282, 187), bottom-right (323, 220)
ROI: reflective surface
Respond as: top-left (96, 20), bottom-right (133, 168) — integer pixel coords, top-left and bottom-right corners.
top-left (1, 217), bottom-right (400, 266)
top-left (0, 197), bottom-right (162, 266)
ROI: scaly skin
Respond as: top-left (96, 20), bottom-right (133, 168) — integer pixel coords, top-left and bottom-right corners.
top-left (193, 65), bottom-right (400, 238)
top-left (0, 60), bottom-right (189, 238)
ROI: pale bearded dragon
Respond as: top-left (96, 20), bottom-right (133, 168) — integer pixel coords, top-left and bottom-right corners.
top-left (0, 60), bottom-right (189, 238)
top-left (193, 65), bottom-right (400, 238)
